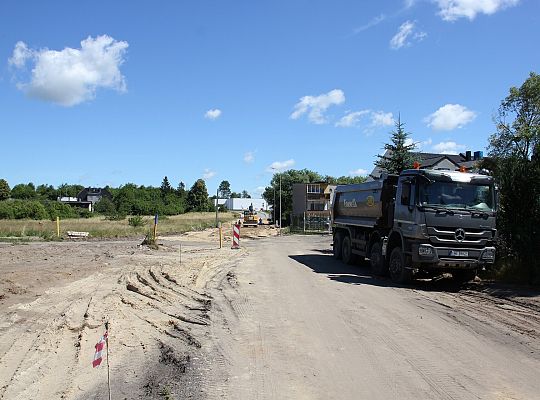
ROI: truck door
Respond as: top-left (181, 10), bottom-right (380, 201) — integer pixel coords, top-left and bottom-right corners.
top-left (394, 177), bottom-right (417, 238)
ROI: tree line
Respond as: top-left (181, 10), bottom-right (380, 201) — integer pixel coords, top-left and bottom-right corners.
top-left (0, 177), bottom-right (215, 220)
top-left (0, 176), bottom-right (260, 221)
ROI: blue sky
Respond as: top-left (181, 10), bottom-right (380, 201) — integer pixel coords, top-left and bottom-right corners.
top-left (1, 0), bottom-right (539, 196)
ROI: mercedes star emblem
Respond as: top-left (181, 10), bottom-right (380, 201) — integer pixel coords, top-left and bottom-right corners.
top-left (455, 228), bottom-right (466, 241)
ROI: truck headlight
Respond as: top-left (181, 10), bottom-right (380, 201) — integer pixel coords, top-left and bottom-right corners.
top-left (481, 248), bottom-right (495, 260)
top-left (419, 244), bottom-right (433, 256)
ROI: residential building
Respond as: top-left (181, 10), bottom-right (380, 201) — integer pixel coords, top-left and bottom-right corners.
top-left (58, 187), bottom-right (112, 212)
top-left (292, 182), bottom-right (336, 216)
top-left (368, 150), bottom-right (485, 180)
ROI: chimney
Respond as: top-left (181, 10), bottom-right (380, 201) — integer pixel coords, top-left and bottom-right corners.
top-left (465, 151), bottom-right (472, 161)
top-left (473, 151), bottom-right (483, 160)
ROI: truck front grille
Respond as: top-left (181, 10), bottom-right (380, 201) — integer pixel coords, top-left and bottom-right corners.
top-left (427, 227), bottom-right (492, 247)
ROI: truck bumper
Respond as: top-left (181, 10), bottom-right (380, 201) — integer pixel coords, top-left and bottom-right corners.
top-left (411, 244), bottom-right (495, 269)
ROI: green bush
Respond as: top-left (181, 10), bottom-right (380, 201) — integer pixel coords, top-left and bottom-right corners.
top-left (106, 212), bottom-right (127, 221)
top-left (128, 215), bottom-right (144, 227)
top-left (0, 201), bottom-right (15, 219)
top-left (8, 200), bottom-right (49, 220)
top-left (44, 201), bottom-right (79, 220)
top-left (94, 197), bottom-right (116, 215)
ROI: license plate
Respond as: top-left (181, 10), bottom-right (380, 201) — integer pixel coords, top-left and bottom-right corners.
top-left (450, 250), bottom-right (469, 257)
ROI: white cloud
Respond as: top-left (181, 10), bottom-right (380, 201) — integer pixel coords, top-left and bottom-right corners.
top-left (290, 89), bottom-right (345, 124)
top-left (202, 169), bottom-right (216, 179)
top-left (335, 110), bottom-right (370, 128)
top-left (404, 0), bottom-right (417, 8)
top-left (424, 103), bottom-right (476, 131)
top-left (436, 0), bottom-right (519, 21)
top-left (432, 141), bottom-right (467, 154)
top-left (371, 111), bottom-right (395, 127)
top-left (8, 41), bottom-right (32, 68)
top-left (353, 14), bottom-right (386, 34)
top-left (337, 110), bottom-right (394, 131)
top-left (244, 151), bottom-right (255, 163)
top-left (390, 21), bottom-right (427, 49)
top-left (205, 108), bottom-right (222, 120)
top-left (406, 137), bottom-right (433, 149)
top-left (9, 35), bottom-right (128, 106)
top-left (349, 168), bottom-right (369, 176)
top-left (267, 159), bottom-right (295, 172)
top-left (254, 186), bottom-right (266, 196)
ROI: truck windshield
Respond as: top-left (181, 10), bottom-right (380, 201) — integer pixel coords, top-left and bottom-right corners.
top-left (418, 181), bottom-right (494, 211)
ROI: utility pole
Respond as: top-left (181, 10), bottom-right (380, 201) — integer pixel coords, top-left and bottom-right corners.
top-left (215, 188), bottom-right (219, 227)
top-left (273, 184), bottom-right (276, 227)
top-left (279, 173), bottom-right (282, 236)
top-left (271, 167), bottom-right (281, 233)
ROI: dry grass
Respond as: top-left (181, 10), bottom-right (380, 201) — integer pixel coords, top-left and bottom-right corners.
top-left (0, 212), bottom-right (237, 240)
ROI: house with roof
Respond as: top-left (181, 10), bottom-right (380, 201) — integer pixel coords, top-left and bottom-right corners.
top-left (369, 150), bottom-right (485, 180)
top-left (58, 187), bottom-right (112, 212)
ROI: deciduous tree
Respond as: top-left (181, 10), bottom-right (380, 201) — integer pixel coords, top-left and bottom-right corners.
top-left (187, 179), bottom-right (211, 212)
top-left (0, 179), bottom-right (10, 201)
top-left (488, 72), bottom-right (540, 283)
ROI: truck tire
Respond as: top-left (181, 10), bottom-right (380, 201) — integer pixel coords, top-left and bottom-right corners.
top-left (369, 242), bottom-right (387, 276)
top-left (342, 235), bottom-right (357, 265)
top-left (453, 269), bottom-right (476, 284)
top-left (333, 232), bottom-right (343, 260)
top-left (389, 247), bottom-right (412, 284)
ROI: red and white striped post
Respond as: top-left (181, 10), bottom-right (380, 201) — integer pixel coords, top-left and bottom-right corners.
top-left (231, 224), bottom-right (240, 249)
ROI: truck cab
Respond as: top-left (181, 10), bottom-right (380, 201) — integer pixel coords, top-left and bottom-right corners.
top-left (393, 169), bottom-right (496, 279)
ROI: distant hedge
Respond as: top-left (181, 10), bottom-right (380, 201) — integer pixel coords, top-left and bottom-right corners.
top-left (0, 200), bottom-right (92, 220)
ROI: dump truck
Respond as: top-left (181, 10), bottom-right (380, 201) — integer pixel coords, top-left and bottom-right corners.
top-left (332, 169), bottom-right (497, 283)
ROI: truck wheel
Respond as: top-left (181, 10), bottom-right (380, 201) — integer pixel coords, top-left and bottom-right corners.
top-left (333, 232), bottom-right (343, 260)
top-left (342, 235), bottom-right (357, 265)
top-left (370, 242), bottom-right (387, 276)
top-left (453, 269), bottom-right (476, 284)
top-left (389, 247), bottom-right (412, 284)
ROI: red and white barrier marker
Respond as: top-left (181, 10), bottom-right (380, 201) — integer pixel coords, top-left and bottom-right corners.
top-left (231, 224), bottom-right (240, 249)
top-left (92, 330), bottom-right (108, 368)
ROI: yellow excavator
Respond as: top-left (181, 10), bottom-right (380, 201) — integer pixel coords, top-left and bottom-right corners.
top-left (242, 204), bottom-right (258, 227)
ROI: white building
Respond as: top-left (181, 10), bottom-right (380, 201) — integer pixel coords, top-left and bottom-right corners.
top-left (224, 198), bottom-right (268, 211)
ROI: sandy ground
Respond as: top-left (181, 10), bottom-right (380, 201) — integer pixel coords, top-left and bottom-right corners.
top-left (209, 235), bottom-right (540, 400)
top-left (0, 225), bottom-right (277, 400)
top-left (2, 229), bottom-right (540, 399)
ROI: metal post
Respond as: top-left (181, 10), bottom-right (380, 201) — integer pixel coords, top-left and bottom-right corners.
top-left (105, 321), bottom-right (112, 400)
top-left (303, 212), bottom-right (306, 233)
top-left (219, 222), bottom-right (222, 249)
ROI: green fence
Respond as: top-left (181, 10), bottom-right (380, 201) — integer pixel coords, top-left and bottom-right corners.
top-left (290, 212), bottom-right (331, 234)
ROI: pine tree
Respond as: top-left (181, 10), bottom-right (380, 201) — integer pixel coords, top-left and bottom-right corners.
top-left (218, 180), bottom-right (231, 198)
top-left (374, 117), bottom-right (416, 175)
top-left (160, 176), bottom-right (172, 197)
top-left (176, 181), bottom-right (186, 198)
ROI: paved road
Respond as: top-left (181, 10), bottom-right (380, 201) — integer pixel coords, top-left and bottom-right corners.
top-left (208, 235), bottom-right (540, 400)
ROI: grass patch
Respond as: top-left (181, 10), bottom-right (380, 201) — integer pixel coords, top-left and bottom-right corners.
top-left (0, 212), bottom-right (235, 240)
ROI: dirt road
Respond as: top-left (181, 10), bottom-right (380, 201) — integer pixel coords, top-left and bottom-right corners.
top-left (208, 235), bottom-right (540, 400)
top-left (1, 231), bottom-right (540, 399)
